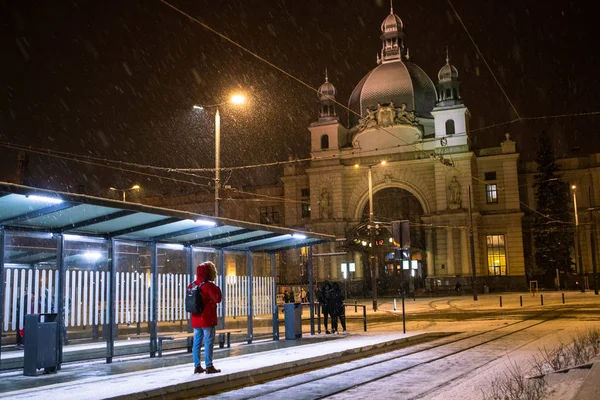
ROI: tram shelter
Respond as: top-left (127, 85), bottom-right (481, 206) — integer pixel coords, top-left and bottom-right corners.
top-left (0, 182), bottom-right (334, 370)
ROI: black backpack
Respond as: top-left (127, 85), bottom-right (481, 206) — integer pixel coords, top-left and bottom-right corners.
top-left (185, 282), bottom-right (207, 313)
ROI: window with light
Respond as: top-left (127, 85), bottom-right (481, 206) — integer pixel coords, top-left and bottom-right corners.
top-left (486, 184), bottom-right (498, 203)
top-left (487, 234), bottom-right (507, 275)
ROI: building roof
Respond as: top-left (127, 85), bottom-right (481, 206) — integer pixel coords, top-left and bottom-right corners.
top-left (0, 182), bottom-right (335, 253)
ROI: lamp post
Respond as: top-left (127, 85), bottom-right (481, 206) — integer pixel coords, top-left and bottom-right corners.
top-left (572, 185), bottom-right (585, 293)
top-left (355, 160), bottom-right (386, 311)
top-left (109, 184), bottom-right (140, 202)
top-left (193, 93), bottom-right (246, 218)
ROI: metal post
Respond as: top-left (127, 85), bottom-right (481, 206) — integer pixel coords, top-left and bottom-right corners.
top-left (520, 295), bottom-right (523, 307)
top-left (468, 185), bottom-right (478, 301)
top-left (562, 292), bottom-right (565, 304)
top-left (217, 249), bottom-right (225, 331)
top-left (589, 187), bottom-right (599, 295)
top-left (308, 246), bottom-right (315, 335)
top-left (363, 305), bottom-right (367, 332)
top-left (368, 166), bottom-right (377, 311)
top-left (107, 238), bottom-right (116, 363)
top-left (0, 228), bottom-right (5, 367)
top-left (270, 253), bottom-right (279, 341)
top-left (573, 187), bottom-right (585, 293)
top-left (150, 242), bottom-right (158, 357)
top-left (215, 108), bottom-right (221, 217)
top-left (400, 264), bottom-right (406, 334)
top-left (246, 251), bottom-right (253, 344)
top-left (499, 296), bottom-right (502, 308)
top-left (541, 294), bottom-right (544, 306)
top-left (56, 234), bottom-right (65, 369)
top-left (186, 246), bottom-right (194, 336)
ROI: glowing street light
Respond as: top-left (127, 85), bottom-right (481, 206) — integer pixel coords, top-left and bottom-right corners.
top-left (193, 92), bottom-right (247, 217)
top-left (109, 184), bottom-right (141, 202)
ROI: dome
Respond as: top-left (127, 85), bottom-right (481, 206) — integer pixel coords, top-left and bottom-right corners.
top-left (438, 62), bottom-right (458, 81)
top-left (348, 60), bottom-right (438, 126)
top-left (318, 81), bottom-right (336, 100)
top-left (381, 13), bottom-right (403, 32)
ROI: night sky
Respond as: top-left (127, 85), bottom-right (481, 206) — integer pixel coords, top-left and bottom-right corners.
top-left (1, 0), bottom-right (598, 197)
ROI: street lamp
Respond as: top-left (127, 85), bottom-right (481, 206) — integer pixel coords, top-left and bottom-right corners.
top-left (354, 160), bottom-right (387, 311)
top-left (109, 184), bottom-right (140, 202)
top-left (193, 93), bottom-right (247, 218)
top-left (572, 185), bottom-right (585, 293)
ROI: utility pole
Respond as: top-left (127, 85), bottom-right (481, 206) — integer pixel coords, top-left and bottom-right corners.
top-left (572, 185), bottom-right (585, 293)
top-left (468, 185), bottom-right (478, 301)
top-left (589, 186), bottom-right (599, 295)
top-left (368, 166), bottom-right (377, 311)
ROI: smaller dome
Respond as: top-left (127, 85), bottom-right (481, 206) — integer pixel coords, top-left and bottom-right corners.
top-left (438, 62), bottom-right (458, 81)
top-left (318, 81), bottom-right (336, 99)
top-left (381, 12), bottom-right (403, 32)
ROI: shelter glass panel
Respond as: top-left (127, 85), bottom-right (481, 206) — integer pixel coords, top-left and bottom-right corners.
top-left (1, 232), bottom-right (57, 370)
top-left (113, 241), bottom-right (152, 357)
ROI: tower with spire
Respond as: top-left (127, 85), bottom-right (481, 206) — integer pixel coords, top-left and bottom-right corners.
top-left (309, 70), bottom-right (348, 154)
top-left (378, 0), bottom-right (406, 64)
top-left (431, 48), bottom-right (470, 141)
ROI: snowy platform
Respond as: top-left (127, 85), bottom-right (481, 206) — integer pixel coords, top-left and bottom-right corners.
top-left (0, 332), bottom-right (438, 400)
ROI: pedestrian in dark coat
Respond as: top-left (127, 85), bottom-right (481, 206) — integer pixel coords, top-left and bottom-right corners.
top-left (187, 261), bottom-right (222, 374)
top-left (318, 281), bottom-right (332, 334)
top-left (330, 282), bottom-right (347, 334)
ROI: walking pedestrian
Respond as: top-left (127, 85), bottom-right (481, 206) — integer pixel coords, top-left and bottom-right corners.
top-left (188, 261), bottom-right (222, 374)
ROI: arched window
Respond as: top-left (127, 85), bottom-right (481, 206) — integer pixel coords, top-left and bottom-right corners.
top-left (321, 134), bottom-right (329, 149)
top-left (446, 119), bottom-right (456, 135)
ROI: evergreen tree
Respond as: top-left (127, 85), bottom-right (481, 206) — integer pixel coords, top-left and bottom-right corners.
top-left (532, 132), bottom-right (574, 279)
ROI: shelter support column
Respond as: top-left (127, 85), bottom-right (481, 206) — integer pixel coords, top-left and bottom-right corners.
top-left (461, 227), bottom-right (470, 276)
top-left (308, 246), bottom-right (315, 335)
top-left (0, 228), bottom-right (5, 366)
top-left (270, 253), bottom-right (279, 341)
top-left (246, 251), bottom-right (253, 344)
top-left (107, 238), bottom-right (116, 363)
top-left (150, 242), bottom-right (158, 357)
top-left (56, 233), bottom-right (65, 369)
top-left (186, 246), bottom-right (194, 334)
top-left (217, 250), bottom-right (225, 331)
top-left (447, 228), bottom-right (455, 276)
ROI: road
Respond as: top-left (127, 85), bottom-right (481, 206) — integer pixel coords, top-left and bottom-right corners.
top-left (204, 293), bottom-right (600, 400)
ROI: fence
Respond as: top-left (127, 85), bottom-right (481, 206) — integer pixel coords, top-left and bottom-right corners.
top-left (2, 267), bottom-right (274, 333)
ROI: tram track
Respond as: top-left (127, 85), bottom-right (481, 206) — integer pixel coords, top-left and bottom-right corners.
top-left (209, 305), bottom-right (579, 400)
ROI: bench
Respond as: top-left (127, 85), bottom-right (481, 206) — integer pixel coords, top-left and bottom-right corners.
top-left (157, 329), bottom-right (242, 357)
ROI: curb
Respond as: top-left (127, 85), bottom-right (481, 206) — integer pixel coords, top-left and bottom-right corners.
top-left (110, 333), bottom-right (445, 400)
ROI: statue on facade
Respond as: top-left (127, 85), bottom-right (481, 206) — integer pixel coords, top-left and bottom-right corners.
top-left (376, 102), bottom-right (395, 127)
top-left (447, 176), bottom-right (462, 209)
top-left (395, 103), bottom-right (418, 125)
top-left (318, 187), bottom-right (331, 219)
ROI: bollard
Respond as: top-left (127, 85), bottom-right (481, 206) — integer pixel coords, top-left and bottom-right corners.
top-left (499, 296), bottom-right (502, 307)
top-left (354, 300), bottom-right (357, 313)
top-left (394, 298), bottom-right (397, 311)
top-left (562, 292), bottom-right (565, 304)
top-left (541, 294), bottom-right (544, 306)
top-left (363, 306), bottom-right (367, 332)
top-left (520, 295), bottom-right (523, 307)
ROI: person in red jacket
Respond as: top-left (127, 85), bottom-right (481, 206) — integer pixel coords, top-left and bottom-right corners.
top-left (188, 261), bottom-right (222, 374)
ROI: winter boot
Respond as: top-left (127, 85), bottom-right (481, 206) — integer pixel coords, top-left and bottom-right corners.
top-left (194, 365), bottom-right (205, 374)
top-left (205, 365), bottom-right (221, 374)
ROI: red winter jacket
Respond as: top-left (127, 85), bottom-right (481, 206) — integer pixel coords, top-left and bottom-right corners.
top-left (187, 263), bottom-right (222, 328)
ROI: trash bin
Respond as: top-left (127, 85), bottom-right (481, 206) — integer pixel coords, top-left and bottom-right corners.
top-left (484, 285), bottom-right (490, 294)
top-left (284, 303), bottom-right (302, 340)
top-left (23, 313), bottom-right (59, 376)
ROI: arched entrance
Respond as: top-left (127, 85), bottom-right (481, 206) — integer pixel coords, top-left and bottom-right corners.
top-left (359, 187), bottom-right (427, 295)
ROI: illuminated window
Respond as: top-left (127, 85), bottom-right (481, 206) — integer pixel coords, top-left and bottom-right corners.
top-left (486, 235), bottom-right (507, 276)
top-left (301, 203), bottom-right (311, 218)
top-left (486, 184), bottom-right (498, 203)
